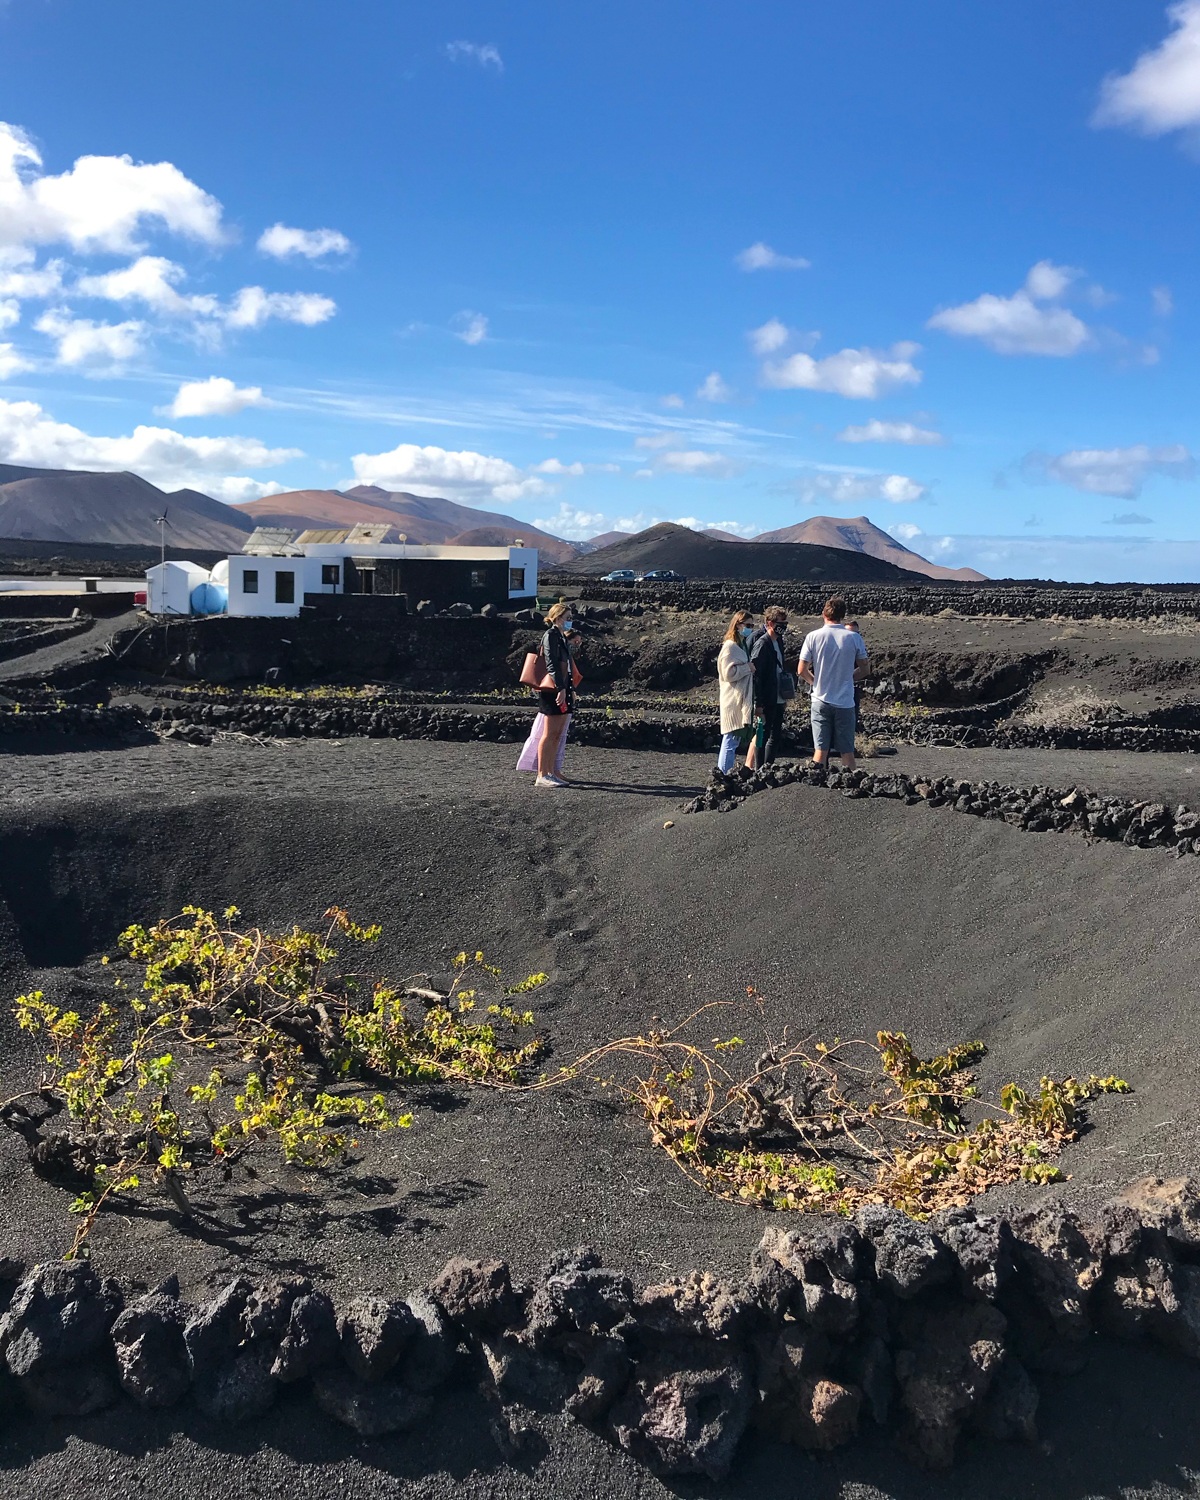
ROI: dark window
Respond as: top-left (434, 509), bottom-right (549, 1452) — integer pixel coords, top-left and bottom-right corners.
top-left (275, 570), bottom-right (295, 604)
top-left (243, 569), bottom-right (259, 594)
top-left (509, 567), bottom-right (525, 592)
top-left (470, 569), bottom-right (487, 589)
top-left (321, 563), bottom-right (340, 586)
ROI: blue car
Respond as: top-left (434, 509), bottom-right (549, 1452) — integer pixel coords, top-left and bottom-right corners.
top-left (638, 569), bottom-right (686, 583)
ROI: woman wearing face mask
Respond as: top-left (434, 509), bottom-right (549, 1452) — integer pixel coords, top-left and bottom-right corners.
top-left (535, 600), bottom-right (577, 788)
top-left (715, 610), bottom-right (756, 777)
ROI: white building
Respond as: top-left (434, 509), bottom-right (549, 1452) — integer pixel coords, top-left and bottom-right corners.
top-left (145, 560), bottom-right (212, 615)
top-left (146, 525), bottom-right (540, 619)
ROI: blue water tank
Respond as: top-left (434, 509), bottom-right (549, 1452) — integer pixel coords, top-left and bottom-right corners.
top-left (190, 581), bottom-right (228, 615)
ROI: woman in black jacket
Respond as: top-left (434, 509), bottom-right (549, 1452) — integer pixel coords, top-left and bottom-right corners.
top-left (536, 600), bottom-right (576, 787)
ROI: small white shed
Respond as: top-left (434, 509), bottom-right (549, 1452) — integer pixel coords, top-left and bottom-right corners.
top-left (145, 561), bottom-right (211, 616)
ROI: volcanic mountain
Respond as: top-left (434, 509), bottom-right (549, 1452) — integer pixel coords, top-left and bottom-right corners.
top-left (753, 515), bottom-right (985, 582)
top-left (565, 522), bottom-right (932, 582)
top-left (0, 464), bottom-right (254, 550)
top-left (234, 486), bottom-right (579, 564)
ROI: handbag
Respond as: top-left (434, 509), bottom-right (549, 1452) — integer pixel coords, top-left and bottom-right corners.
top-left (519, 651), bottom-right (583, 691)
top-left (777, 666), bottom-right (797, 702)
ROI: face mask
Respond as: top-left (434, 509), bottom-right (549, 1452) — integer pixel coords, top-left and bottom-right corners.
top-left (740, 626), bottom-right (754, 643)
top-left (560, 619), bottom-right (573, 632)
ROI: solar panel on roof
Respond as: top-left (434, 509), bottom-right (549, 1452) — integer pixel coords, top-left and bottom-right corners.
top-left (344, 523), bottom-right (391, 545)
top-left (295, 528), bottom-right (351, 544)
top-left (242, 526), bottom-right (302, 555)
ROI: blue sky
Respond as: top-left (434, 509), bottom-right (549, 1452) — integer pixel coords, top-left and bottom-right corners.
top-left (0, 1), bottom-right (1199, 579)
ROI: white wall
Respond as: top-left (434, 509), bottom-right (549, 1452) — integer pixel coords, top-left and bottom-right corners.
top-left (226, 554), bottom-right (332, 617)
top-left (507, 547), bottom-right (538, 598)
top-left (145, 561), bottom-right (209, 615)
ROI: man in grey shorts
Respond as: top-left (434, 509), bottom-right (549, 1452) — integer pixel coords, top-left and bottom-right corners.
top-left (799, 596), bottom-right (868, 771)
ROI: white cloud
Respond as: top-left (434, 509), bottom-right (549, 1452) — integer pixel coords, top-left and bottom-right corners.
top-left (711, 519), bottom-right (760, 537)
top-left (748, 317), bottom-right (789, 355)
top-left (0, 121), bottom-right (224, 254)
top-left (169, 376), bottom-right (267, 419)
top-left (696, 371), bottom-right (732, 402)
top-left (0, 344), bottom-right (28, 379)
top-left (532, 503), bottom-right (608, 540)
top-left (225, 286), bottom-right (336, 329)
top-left (653, 448), bottom-right (736, 477)
top-left (0, 301), bottom-right (18, 332)
top-left (75, 259), bottom-right (337, 341)
top-left (206, 476), bottom-right (289, 503)
top-left (735, 242), bottom-right (810, 271)
top-left (761, 343), bottom-right (922, 399)
top-left (351, 441), bottom-right (552, 501)
top-left (0, 248), bottom-right (63, 301)
top-left (660, 393), bottom-right (684, 409)
top-left (1023, 260), bottom-right (1080, 300)
top-left (446, 41), bottom-right (503, 70)
top-left (927, 261), bottom-right (1091, 356)
top-left (1153, 284), bottom-right (1175, 316)
top-left (629, 431), bottom-right (738, 476)
top-left (1093, 2), bottom-right (1200, 138)
top-left (257, 223), bottom-right (352, 261)
top-left (792, 470), bottom-right (927, 505)
top-left (889, 521), bottom-right (924, 541)
top-left (75, 255), bottom-right (218, 318)
top-left (35, 309), bottom-right (145, 368)
top-left (451, 310), bottom-right (488, 345)
top-left (837, 419), bottom-right (945, 446)
top-left (1028, 443), bottom-right (1195, 498)
top-left (532, 457), bottom-right (585, 476)
top-left (0, 394), bottom-right (300, 495)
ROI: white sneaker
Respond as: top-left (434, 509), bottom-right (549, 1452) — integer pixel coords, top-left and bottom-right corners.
top-left (535, 774), bottom-right (566, 788)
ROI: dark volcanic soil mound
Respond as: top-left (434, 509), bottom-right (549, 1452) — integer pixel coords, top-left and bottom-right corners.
top-left (0, 740), bottom-right (1196, 1296)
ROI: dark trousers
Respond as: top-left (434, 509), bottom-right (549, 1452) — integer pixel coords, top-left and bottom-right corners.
top-left (757, 705), bottom-right (785, 765)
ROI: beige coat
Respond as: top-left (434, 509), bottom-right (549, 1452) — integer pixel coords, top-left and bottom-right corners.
top-left (717, 639), bottom-right (754, 734)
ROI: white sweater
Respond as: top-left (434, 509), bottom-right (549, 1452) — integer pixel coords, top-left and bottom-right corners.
top-left (717, 639), bottom-right (754, 734)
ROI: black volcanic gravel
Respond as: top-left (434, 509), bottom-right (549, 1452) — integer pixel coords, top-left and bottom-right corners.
top-left (3, 738), bottom-right (1200, 1498)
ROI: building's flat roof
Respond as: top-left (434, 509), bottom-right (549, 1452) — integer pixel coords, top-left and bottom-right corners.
top-left (228, 543), bottom-right (535, 561)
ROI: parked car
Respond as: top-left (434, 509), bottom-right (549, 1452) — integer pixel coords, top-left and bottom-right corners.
top-left (600, 569), bottom-right (637, 583)
top-left (638, 569), bottom-right (686, 583)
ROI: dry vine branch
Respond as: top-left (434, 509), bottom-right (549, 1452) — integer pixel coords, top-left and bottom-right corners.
top-left (537, 996), bottom-right (1129, 1217)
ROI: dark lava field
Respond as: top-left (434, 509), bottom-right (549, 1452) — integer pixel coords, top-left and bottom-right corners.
top-left (3, 591), bottom-right (1200, 1499)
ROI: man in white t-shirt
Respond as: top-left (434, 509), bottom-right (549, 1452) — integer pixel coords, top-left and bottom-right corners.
top-left (799, 596), bottom-right (868, 770)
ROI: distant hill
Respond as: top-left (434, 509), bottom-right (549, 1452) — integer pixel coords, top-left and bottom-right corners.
top-left (582, 530), bottom-right (632, 552)
top-left (564, 522), bottom-right (931, 582)
top-left (700, 527), bottom-right (750, 543)
top-left (0, 464), bottom-right (254, 549)
top-left (754, 515), bottom-right (986, 581)
top-left (236, 486), bottom-right (580, 564)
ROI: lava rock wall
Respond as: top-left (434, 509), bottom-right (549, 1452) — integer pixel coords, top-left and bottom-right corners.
top-left (1, 1179), bottom-right (1199, 1478)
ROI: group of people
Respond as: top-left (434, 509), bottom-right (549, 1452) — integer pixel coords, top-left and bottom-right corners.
top-left (517, 594), bottom-right (869, 787)
top-left (717, 596), bottom-right (868, 777)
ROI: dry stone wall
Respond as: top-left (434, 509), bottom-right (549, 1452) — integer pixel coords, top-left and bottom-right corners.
top-left (687, 760), bottom-right (1200, 854)
top-left (1, 1179), bottom-right (1199, 1478)
top-left (564, 578), bottom-right (1200, 622)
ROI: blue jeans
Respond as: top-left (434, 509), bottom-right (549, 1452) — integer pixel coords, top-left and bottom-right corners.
top-left (718, 731), bottom-right (742, 772)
